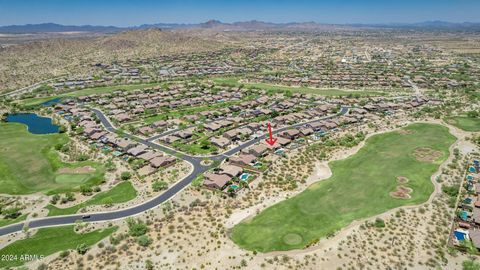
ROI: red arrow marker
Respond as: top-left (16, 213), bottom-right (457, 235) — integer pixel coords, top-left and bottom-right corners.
top-left (265, 122), bottom-right (277, 146)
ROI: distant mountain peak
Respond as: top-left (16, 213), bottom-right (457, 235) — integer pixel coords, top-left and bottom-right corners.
top-left (1, 20), bottom-right (479, 33)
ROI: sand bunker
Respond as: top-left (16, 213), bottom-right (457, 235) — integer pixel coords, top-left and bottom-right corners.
top-left (398, 129), bottom-right (414, 135)
top-left (390, 185), bottom-right (413, 199)
top-left (413, 147), bottom-right (443, 162)
top-left (58, 166), bottom-right (95, 174)
top-left (396, 176), bottom-right (410, 184)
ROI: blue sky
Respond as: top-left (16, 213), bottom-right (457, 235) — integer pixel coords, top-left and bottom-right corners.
top-left (0, 0), bottom-right (478, 26)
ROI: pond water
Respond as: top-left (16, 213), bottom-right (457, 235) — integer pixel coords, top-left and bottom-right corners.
top-left (41, 97), bottom-right (62, 107)
top-left (6, 113), bottom-right (60, 134)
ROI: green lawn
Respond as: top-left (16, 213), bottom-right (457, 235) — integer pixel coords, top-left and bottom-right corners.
top-left (0, 225), bottom-right (117, 268)
top-left (231, 123), bottom-right (455, 252)
top-left (212, 77), bottom-right (387, 97)
top-left (0, 214), bottom-right (27, 227)
top-left (18, 82), bottom-right (165, 106)
top-left (46, 181), bottom-right (137, 216)
top-left (0, 123), bottom-right (104, 195)
top-left (445, 116), bottom-right (480, 132)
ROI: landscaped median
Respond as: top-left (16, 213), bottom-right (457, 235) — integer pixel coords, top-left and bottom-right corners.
top-left (230, 123), bottom-right (456, 252)
top-left (0, 225), bottom-right (117, 268)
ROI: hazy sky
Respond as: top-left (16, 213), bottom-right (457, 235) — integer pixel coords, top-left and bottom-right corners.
top-left (0, 0), bottom-right (479, 26)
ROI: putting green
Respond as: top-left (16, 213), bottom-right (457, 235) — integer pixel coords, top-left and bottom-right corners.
top-left (231, 123), bottom-right (455, 252)
top-left (55, 174), bottom-right (91, 184)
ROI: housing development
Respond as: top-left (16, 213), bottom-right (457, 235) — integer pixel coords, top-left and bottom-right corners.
top-left (0, 3), bottom-right (480, 270)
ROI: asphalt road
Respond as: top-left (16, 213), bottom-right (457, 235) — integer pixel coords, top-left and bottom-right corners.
top-left (0, 106), bottom-right (348, 237)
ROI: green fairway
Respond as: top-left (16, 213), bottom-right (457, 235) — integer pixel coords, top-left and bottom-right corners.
top-left (445, 116), bottom-right (480, 132)
top-left (46, 181), bottom-right (137, 216)
top-left (18, 82), bottom-right (165, 106)
top-left (231, 123), bottom-right (455, 252)
top-left (0, 225), bottom-right (117, 268)
top-left (0, 123), bottom-right (104, 195)
top-left (212, 77), bottom-right (388, 97)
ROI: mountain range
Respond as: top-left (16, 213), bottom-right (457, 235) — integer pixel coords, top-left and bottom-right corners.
top-left (1, 20), bottom-right (479, 33)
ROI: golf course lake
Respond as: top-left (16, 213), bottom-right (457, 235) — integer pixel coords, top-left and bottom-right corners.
top-left (41, 97), bottom-right (62, 107)
top-left (6, 113), bottom-right (59, 134)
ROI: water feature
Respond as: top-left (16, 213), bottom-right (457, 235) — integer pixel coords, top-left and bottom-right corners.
top-left (5, 113), bottom-right (60, 134)
top-left (41, 97), bottom-right (62, 107)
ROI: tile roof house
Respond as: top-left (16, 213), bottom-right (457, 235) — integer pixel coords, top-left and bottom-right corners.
top-left (281, 129), bottom-right (300, 140)
top-left (249, 144), bottom-right (269, 157)
top-left (229, 154), bottom-right (256, 167)
top-left (219, 164), bottom-right (243, 178)
top-left (299, 127), bottom-right (314, 136)
top-left (90, 131), bottom-right (107, 140)
top-left (204, 172), bottom-right (231, 189)
top-left (204, 122), bottom-right (222, 131)
top-left (137, 151), bottom-right (163, 161)
top-left (151, 120), bottom-right (168, 128)
top-left (116, 138), bottom-right (136, 150)
top-left (150, 156), bottom-right (176, 168)
top-left (211, 136), bottom-right (230, 148)
top-left (127, 145), bottom-right (148, 157)
top-left (138, 126), bottom-right (155, 136)
top-left (469, 230), bottom-right (480, 249)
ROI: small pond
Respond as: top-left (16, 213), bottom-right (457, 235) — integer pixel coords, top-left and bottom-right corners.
top-left (6, 113), bottom-right (60, 134)
top-left (41, 97), bottom-right (62, 107)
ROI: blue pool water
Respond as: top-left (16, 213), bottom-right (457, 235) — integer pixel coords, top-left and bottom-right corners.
top-left (454, 230), bottom-right (467, 241)
top-left (459, 211), bottom-right (469, 221)
top-left (6, 113), bottom-right (59, 134)
top-left (41, 97), bottom-right (61, 107)
top-left (240, 173), bottom-right (250, 181)
top-left (470, 167), bottom-right (477, 173)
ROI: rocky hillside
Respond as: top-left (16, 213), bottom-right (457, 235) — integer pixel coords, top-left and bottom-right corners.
top-left (0, 29), bottom-right (225, 93)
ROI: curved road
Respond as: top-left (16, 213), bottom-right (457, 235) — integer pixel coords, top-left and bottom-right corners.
top-left (0, 107), bottom-right (348, 236)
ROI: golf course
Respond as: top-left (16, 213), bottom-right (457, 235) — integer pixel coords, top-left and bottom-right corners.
top-left (212, 77), bottom-right (389, 97)
top-left (231, 123), bottom-right (456, 252)
top-left (0, 226), bottom-right (117, 268)
top-left (0, 123), bottom-right (104, 195)
top-left (445, 116), bottom-right (480, 132)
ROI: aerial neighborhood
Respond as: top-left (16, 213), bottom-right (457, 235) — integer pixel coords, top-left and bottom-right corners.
top-left (0, 3), bottom-right (479, 269)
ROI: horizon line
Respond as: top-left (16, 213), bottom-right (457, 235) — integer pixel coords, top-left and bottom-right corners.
top-left (1, 19), bottom-right (480, 28)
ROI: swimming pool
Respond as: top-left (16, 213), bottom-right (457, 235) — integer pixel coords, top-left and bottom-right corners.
top-left (469, 167), bottom-right (477, 173)
top-left (240, 173), bottom-right (250, 181)
top-left (454, 230), bottom-right (467, 241)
